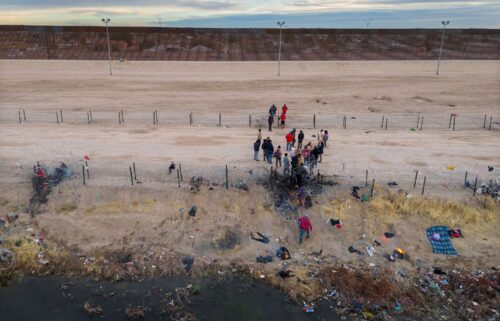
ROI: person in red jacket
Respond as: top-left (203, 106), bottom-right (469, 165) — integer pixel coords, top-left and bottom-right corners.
top-left (280, 112), bottom-right (286, 128)
top-left (285, 131), bottom-right (293, 151)
top-left (282, 104), bottom-right (288, 114)
top-left (297, 214), bottom-right (312, 243)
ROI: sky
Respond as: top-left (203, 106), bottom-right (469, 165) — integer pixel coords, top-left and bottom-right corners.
top-left (0, 0), bottom-right (499, 28)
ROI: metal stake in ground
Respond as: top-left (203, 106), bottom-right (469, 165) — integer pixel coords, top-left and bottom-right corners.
top-left (121, 110), bottom-right (124, 123)
top-left (473, 176), bottom-right (478, 196)
top-left (129, 167), bottom-right (134, 186)
top-left (219, 113), bottom-right (222, 127)
top-left (421, 176), bottom-right (426, 195)
top-left (18, 110), bottom-right (22, 124)
top-left (153, 111), bottom-right (156, 125)
top-left (155, 110), bottom-right (159, 124)
top-left (225, 165), bottom-right (229, 189)
top-left (60, 110), bottom-right (63, 123)
top-left (417, 114), bottom-right (420, 128)
top-left (249, 114), bottom-right (252, 128)
top-left (313, 114), bottom-right (316, 129)
top-left (179, 163), bottom-right (183, 182)
top-left (448, 114), bottom-right (453, 129)
top-left (370, 178), bottom-right (375, 198)
top-left (82, 165), bottom-right (86, 185)
top-left (413, 170), bottom-right (419, 189)
top-left (118, 112), bottom-right (121, 124)
top-left (464, 171), bottom-right (468, 187)
top-left (133, 162), bottom-right (137, 180)
top-left (176, 169), bottom-right (181, 188)
top-left (23, 109), bottom-right (26, 123)
top-left (452, 115), bottom-right (456, 131)
top-left (365, 169), bottom-right (368, 187)
top-left (85, 161), bottom-right (90, 179)
top-left (483, 114), bottom-right (487, 128)
top-left (489, 117), bottom-right (492, 131)
top-left (381, 116), bottom-right (384, 128)
top-left (419, 117), bottom-right (424, 131)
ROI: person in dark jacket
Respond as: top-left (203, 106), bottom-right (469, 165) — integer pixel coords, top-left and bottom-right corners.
top-left (318, 142), bottom-right (324, 163)
top-left (253, 140), bottom-right (261, 161)
top-left (297, 130), bottom-right (304, 149)
top-left (266, 140), bottom-right (275, 164)
top-left (268, 114), bottom-right (274, 131)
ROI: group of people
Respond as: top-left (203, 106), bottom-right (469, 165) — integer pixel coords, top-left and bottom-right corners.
top-left (268, 104), bottom-right (288, 131)
top-left (253, 127), bottom-right (330, 176)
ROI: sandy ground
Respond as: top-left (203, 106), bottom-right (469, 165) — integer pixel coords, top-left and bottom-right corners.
top-left (0, 60), bottom-right (499, 275)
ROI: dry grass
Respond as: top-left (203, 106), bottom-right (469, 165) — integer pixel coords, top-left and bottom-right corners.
top-left (56, 203), bottom-right (78, 213)
top-left (368, 187), bottom-right (498, 231)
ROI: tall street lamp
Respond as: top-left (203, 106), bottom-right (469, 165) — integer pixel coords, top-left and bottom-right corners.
top-left (277, 21), bottom-right (285, 76)
top-left (101, 18), bottom-right (112, 75)
top-left (436, 20), bottom-right (450, 76)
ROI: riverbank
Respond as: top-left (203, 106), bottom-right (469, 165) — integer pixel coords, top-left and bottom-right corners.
top-left (1, 177), bottom-right (498, 320)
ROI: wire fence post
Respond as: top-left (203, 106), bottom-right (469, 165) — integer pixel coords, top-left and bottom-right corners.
top-left (133, 162), bottom-right (137, 180)
top-left (448, 114), bottom-right (453, 129)
top-left (483, 114), bottom-right (487, 128)
top-left (176, 169), bottom-right (181, 188)
top-left (413, 170), bottom-right (419, 189)
top-left (225, 165), bottom-right (229, 189)
top-left (417, 114), bottom-right (420, 128)
top-left (419, 117), bottom-right (424, 131)
top-left (85, 161), bottom-right (90, 179)
top-left (179, 163), bottom-right (183, 182)
top-left (82, 165), bottom-right (86, 185)
top-left (18, 110), bottom-right (22, 124)
top-left (370, 178), bottom-right (375, 198)
top-left (121, 110), bottom-right (124, 123)
top-left (313, 114), bottom-right (316, 129)
top-left (421, 176), bottom-right (426, 195)
top-left (385, 118), bottom-right (388, 130)
top-left (488, 117), bottom-right (492, 131)
top-left (452, 115), bottom-right (456, 131)
top-left (249, 114), bottom-right (252, 128)
top-left (365, 169), bottom-right (368, 187)
top-left (473, 176), bottom-right (478, 196)
top-left (381, 116), bottom-right (384, 128)
top-left (23, 109), bottom-right (26, 123)
top-left (464, 171), bottom-right (468, 187)
top-left (129, 167), bottom-right (134, 186)
top-left (60, 109), bottom-right (63, 123)
top-left (219, 113), bottom-right (222, 127)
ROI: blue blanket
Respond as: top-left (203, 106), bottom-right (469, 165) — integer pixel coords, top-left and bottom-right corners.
top-left (426, 226), bottom-right (457, 256)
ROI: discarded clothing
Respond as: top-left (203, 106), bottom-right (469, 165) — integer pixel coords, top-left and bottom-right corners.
top-left (448, 229), bottom-right (464, 238)
top-left (488, 166), bottom-right (494, 172)
top-left (384, 232), bottom-right (395, 238)
top-left (251, 232), bottom-right (270, 244)
top-left (278, 269), bottom-right (294, 279)
top-left (276, 246), bottom-right (291, 260)
top-left (330, 219), bottom-right (342, 229)
top-left (256, 255), bottom-right (273, 263)
top-left (189, 206), bottom-right (197, 217)
top-left (387, 181), bottom-right (398, 187)
top-left (426, 226), bottom-right (457, 256)
top-left (433, 267), bottom-right (447, 275)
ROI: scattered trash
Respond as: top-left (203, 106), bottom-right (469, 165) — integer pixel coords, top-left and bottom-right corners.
top-left (83, 301), bottom-right (103, 316)
top-left (387, 181), bottom-right (398, 187)
top-left (448, 229), bottom-right (464, 238)
top-left (446, 165), bottom-right (455, 171)
top-left (433, 267), bottom-right (447, 275)
top-left (278, 269), bottom-right (294, 279)
top-left (182, 256), bottom-right (194, 273)
top-left (233, 180), bottom-right (249, 191)
top-left (188, 206), bottom-right (197, 217)
top-left (488, 166), bottom-right (494, 172)
top-left (37, 253), bottom-right (49, 265)
top-left (302, 303), bottom-right (315, 313)
top-left (256, 255), bottom-right (273, 263)
top-left (125, 306), bottom-right (145, 320)
top-left (366, 246), bottom-right (374, 256)
top-left (384, 232), bottom-right (395, 238)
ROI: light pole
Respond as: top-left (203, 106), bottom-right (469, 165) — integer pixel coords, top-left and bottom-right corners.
top-left (101, 18), bottom-right (112, 75)
top-left (277, 21), bottom-right (285, 76)
top-left (436, 20), bottom-right (450, 76)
